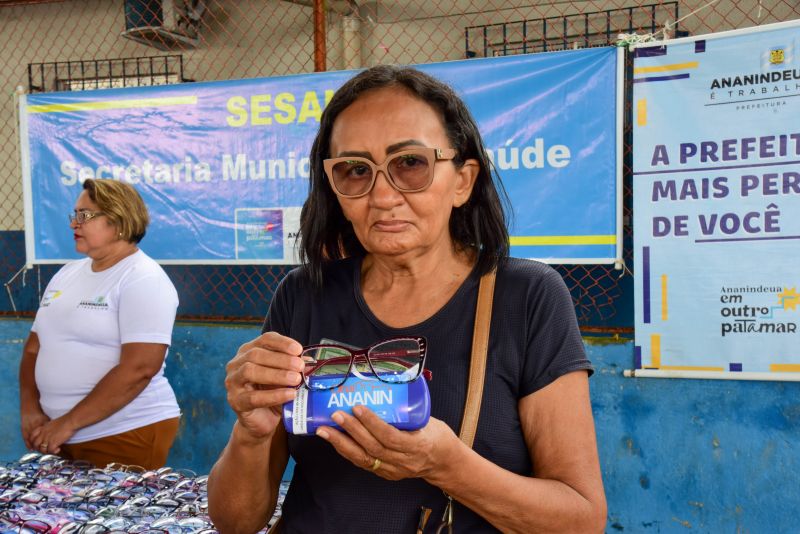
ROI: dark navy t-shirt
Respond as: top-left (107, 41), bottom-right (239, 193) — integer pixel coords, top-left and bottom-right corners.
top-left (264, 256), bottom-right (592, 533)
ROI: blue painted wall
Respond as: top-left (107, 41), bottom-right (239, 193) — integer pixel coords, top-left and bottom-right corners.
top-left (2, 318), bottom-right (798, 532)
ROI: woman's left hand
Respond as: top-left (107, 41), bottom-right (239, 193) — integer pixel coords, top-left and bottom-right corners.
top-left (316, 406), bottom-right (460, 481)
top-left (29, 416), bottom-right (77, 455)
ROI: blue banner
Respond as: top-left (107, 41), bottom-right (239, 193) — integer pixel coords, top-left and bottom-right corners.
top-left (21, 48), bottom-right (621, 264)
top-left (632, 21), bottom-right (800, 376)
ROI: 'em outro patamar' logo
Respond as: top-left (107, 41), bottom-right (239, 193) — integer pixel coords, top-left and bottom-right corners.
top-left (720, 286), bottom-right (799, 336)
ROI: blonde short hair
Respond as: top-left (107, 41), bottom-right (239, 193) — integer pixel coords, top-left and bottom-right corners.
top-left (82, 179), bottom-right (149, 243)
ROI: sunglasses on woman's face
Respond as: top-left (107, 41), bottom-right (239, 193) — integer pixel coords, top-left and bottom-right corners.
top-left (300, 336), bottom-right (430, 391)
top-left (323, 147), bottom-right (457, 198)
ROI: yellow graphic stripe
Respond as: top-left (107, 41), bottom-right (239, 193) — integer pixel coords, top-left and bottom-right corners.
top-left (661, 274), bottom-right (668, 321)
top-left (509, 235), bottom-right (616, 246)
top-left (637, 99), bottom-right (647, 126)
top-left (769, 364), bottom-right (800, 372)
top-left (28, 95), bottom-right (197, 113)
top-left (633, 61), bottom-right (699, 74)
top-left (659, 365), bottom-right (726, 371)
top-left (650, 334), bottom-right (660, 368)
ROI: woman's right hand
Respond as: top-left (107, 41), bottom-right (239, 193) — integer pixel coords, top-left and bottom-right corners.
top-left (225, 332), bottom-right (304, 441)
top-left (20, 407), bottom-right (50, 450)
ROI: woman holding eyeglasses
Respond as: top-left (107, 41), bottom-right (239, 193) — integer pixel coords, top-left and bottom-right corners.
top-left (19, 178), bottom-right (181, 470)
top-left (209, 65), bottom-right (606, 533)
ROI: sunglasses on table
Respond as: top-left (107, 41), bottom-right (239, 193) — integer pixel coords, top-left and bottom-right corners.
top-left (323, 147), bottom-right (457, 198)
top-left (300, 336), bottom-right (430, 391)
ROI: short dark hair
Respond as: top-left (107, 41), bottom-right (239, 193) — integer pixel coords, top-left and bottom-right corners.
top-left (299, 64), bottom-right (509, 287)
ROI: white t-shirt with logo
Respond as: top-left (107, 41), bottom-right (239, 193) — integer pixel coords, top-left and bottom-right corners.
top-left (31, 250), bottom-right (181, 443)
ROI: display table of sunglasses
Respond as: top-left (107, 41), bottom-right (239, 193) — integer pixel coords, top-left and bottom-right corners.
top-left (0, 452), bottom-right (288, 533)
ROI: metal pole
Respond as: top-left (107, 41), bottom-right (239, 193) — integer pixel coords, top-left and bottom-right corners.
top-left (4, 264), bottom-right (29, 314)
top-left (313, 0), bottom-right (326, 72)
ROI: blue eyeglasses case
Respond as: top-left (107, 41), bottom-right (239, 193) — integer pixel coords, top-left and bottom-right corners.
top-left (283, 375), bottom-right (431, 435)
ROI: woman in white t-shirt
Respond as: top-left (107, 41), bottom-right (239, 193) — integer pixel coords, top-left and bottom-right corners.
top-left (19, 178), bottom-right (181, 469)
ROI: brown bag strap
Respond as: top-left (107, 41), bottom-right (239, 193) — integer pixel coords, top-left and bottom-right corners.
top-left (420, 269), bottom-right (496, 533)
top-left (458, 269), bottom-right (496, 448)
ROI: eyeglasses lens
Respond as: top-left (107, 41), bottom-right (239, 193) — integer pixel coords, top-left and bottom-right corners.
top-left (0, 511), bottom-right (20, 526)
top-left (79, 523), bottom-right (111, 534)
top-left (331, 152), bottom-right (432, 196)
top-left (330, 162), bottom-right (372, 197)
top-left (302, 346), bottom-right (352, 390)
top-left (387, 153), bottom-right (432, 190)
top-left (366, 338), bottom-right (423, 383)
